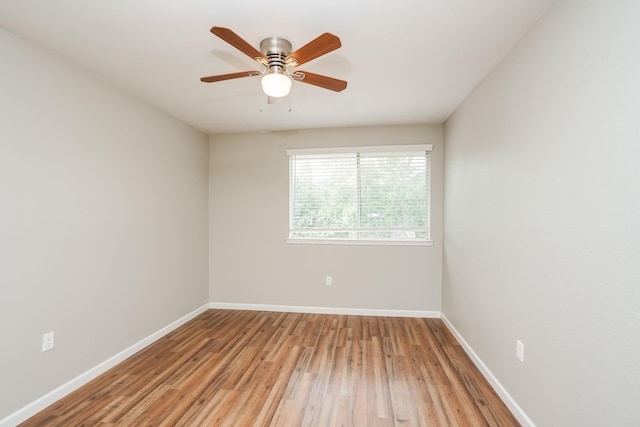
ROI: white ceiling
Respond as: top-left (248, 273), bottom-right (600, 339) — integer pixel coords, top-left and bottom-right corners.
top-left (0, 0), bottom-right (553, 135)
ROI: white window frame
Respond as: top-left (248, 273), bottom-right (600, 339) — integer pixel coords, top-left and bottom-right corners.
top-left (287, 144), bottom-right (433, 246)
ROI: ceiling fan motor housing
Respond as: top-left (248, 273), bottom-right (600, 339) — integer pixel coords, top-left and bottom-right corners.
top-left (260, 37), bottom-right (293, 73)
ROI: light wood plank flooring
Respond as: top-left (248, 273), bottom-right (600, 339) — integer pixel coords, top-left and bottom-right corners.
top-left (20, 309), bottom-right (519, 426)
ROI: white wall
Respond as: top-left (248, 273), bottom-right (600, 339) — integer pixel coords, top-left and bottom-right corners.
top-left (0, 28), bottom-right (209, 419)
top-left (210, 125), bottom-right (443, 312)
top-left (443, 0), bottom-right (640, 425)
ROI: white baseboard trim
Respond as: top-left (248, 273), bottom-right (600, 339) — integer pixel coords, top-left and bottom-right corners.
top-left (0, 303), bottom-right (209, 427)
top-left (209, 302), bottom-right (440, 318)
top-left (440, 314), bottom-right (535, 427)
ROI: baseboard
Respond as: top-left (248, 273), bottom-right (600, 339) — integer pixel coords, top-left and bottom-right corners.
top-left (0, 303), bottom-right (210, 427)
top-left (209, 302), bottom-right (440, 318)
top-left (440, 314), bottom-right (535, 427)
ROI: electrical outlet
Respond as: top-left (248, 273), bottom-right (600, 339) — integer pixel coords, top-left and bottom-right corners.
top-left (516, 340), bottom-right (524, 363)
top-left (325, 275), bottom-right (332, 286)
top-left (42, 331), bottom-right (55, 352)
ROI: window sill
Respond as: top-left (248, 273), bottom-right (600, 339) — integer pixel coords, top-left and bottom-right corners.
top-left (286, 239), bottom-right (433, 246)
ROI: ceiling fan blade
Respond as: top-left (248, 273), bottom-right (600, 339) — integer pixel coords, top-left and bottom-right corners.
top-left (210, 26), bottom-right (267, 62)
top-left (200, 71), bottom-right (260, 83)
top-left (292, 71), bottom-right (347, 92)
top-left (286, 33), bottom-right (341, 66)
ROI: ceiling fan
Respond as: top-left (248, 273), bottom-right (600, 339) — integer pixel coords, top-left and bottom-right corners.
top-left (200, 26), bottom-right (347, 99)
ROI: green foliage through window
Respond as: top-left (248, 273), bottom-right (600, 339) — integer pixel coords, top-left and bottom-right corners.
top-left (289, 146), bottom-right (430, 242)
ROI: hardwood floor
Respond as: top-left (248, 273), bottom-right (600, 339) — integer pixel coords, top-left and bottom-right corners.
top-left (20, 310), bottom-right (519, 426)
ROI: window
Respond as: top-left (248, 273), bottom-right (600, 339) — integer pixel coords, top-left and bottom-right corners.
top-left (288, 144), bottom-right (432, 244)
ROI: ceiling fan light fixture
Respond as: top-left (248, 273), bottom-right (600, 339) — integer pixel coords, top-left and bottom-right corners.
top-left (261, 69), bottom-right (291, 98)
top-left (201, 28), bottom-right (347, 96)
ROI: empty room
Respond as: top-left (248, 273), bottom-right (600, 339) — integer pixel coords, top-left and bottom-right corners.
top-left (1, 0), bottom-right (638, 426)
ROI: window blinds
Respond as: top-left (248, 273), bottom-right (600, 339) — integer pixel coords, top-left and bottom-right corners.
top-left (288, 145), bottom-right (431, 242)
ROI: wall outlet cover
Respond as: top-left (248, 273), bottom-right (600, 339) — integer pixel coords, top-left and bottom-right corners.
top-left (516, 339), bottom-right (524, 362)
top-left (42, 331), bottom-right (55, 352)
